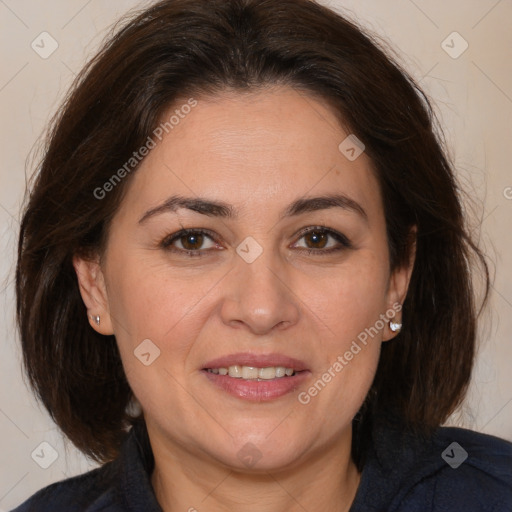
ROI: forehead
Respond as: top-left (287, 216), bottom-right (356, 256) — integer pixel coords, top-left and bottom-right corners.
top-left (116, 87), bottom-right (383, 223)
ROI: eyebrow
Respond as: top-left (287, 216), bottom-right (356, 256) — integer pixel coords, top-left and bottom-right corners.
top-left (138, 193), bottom-right (368, 224)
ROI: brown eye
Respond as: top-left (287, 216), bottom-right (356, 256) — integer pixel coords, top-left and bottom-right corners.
top-left (304, 230), bottom-right (329, 249)
top-left (293, 227), bottom-right (352, 255)
top-left (161, 229), bottom-right (218, 255)
top-left (179, 233), bottom-right (205, 251)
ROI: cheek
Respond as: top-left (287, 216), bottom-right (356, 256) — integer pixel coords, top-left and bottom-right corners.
top-left (105, 247), bottom-right (214, 339)
top-left (297, 253), bottom-right (388, 405)
top-left (300, 274), bottom-right (384, 431)
top-left (106, 262), bottom-right (204, 417)
top-left (104, 250), bottom-right (227, 398)
top-left (311, 346), bottom-right (380, 437)
top-left (304, 252), bottom-right (390, 340)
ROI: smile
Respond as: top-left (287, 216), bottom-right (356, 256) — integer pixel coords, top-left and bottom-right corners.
top-left (206, 365), bottom-right (296, 380)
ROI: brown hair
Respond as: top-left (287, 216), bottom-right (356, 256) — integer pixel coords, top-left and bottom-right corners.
top-left (16, 0), bottom-right (489, 466)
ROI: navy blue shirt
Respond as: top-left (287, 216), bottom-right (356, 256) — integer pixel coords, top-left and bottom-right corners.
top-left (12, 418), bottom-right (512, 511)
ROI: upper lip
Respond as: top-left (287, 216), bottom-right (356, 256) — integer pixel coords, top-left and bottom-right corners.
top-left (202, 352), bottom-right (309, 371)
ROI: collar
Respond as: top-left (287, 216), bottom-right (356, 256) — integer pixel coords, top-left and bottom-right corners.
top-left (114, 421), bottom-right (163, 512)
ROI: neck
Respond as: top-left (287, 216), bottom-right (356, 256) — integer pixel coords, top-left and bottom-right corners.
top-left (149, 426), bottom-right (361, 512)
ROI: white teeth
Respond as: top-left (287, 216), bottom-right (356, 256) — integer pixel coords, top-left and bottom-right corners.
top-left (208, 365), bottom-right (297, 380)
top-left (228, 365), bottom-right (242, 378)
top-left (242, 366), bottom-right (259, 379)
top-left (258, 367), bottom-right (276, 380)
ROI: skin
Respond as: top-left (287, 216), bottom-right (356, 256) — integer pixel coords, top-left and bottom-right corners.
top-left (74, 86), bottom-right (414, 512)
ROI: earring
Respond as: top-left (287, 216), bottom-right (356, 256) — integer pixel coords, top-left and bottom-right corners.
top-left (90, 314), bottom-right (100, 326)
top-left (389, 320), bottom-right (402, 333)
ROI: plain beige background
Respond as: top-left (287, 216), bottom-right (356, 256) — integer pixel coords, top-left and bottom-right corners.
top-left (1, 0), bottom-right (511, 509)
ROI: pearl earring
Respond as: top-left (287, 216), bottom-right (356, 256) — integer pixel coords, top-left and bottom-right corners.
top-left (389, 320), bottom-right (402, 332)
top-left (91, 314), bottom-right (100, 326)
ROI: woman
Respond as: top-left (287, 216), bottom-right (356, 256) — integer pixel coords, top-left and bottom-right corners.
top-left (13, 0), bottom-right (512, 510)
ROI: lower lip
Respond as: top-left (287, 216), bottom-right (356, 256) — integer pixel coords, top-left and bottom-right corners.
top-left (202, 370), bottom-right (310, 401)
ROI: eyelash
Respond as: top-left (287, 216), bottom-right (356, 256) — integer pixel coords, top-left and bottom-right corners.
top-left (160, 226), bottom-right (352, 258)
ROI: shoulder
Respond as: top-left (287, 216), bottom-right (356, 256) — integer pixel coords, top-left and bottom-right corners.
top-left (353, 418), bottom-right (512, 512)
top-left (10, 462), bottom-right (121, 512)
top-left (419, 426), bottom-right (512, 511)
top-left (433, 425), bottom-right (512, 475)
top-left (11, 422), bottom-right (160, 512)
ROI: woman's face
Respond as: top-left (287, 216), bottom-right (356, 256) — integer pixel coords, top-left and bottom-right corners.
top-left (76, 86), bottom-right (411, 471)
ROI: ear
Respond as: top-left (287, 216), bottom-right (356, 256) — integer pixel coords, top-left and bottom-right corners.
top-left (73, 254), bottom-right (114, 335)
top-left (382, 226), bottom-right (416, 342)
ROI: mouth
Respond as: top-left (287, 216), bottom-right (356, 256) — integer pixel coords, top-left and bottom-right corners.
top-left (201, 353), bottom-right (310, 401)
top-left (206, 365), bottom-right (297, 380)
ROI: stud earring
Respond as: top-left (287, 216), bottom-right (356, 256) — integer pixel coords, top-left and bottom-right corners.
top-left (90, 314), bottom-right (100, 326)
top-left (389, 320), bottom-right (402, 333)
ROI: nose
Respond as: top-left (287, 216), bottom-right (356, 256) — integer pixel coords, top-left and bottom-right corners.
top-left (220, 249), bottom-right (300, 335)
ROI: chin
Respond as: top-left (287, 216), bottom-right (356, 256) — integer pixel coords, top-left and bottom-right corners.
top-left (214, 433), bottom-right (309, 473)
